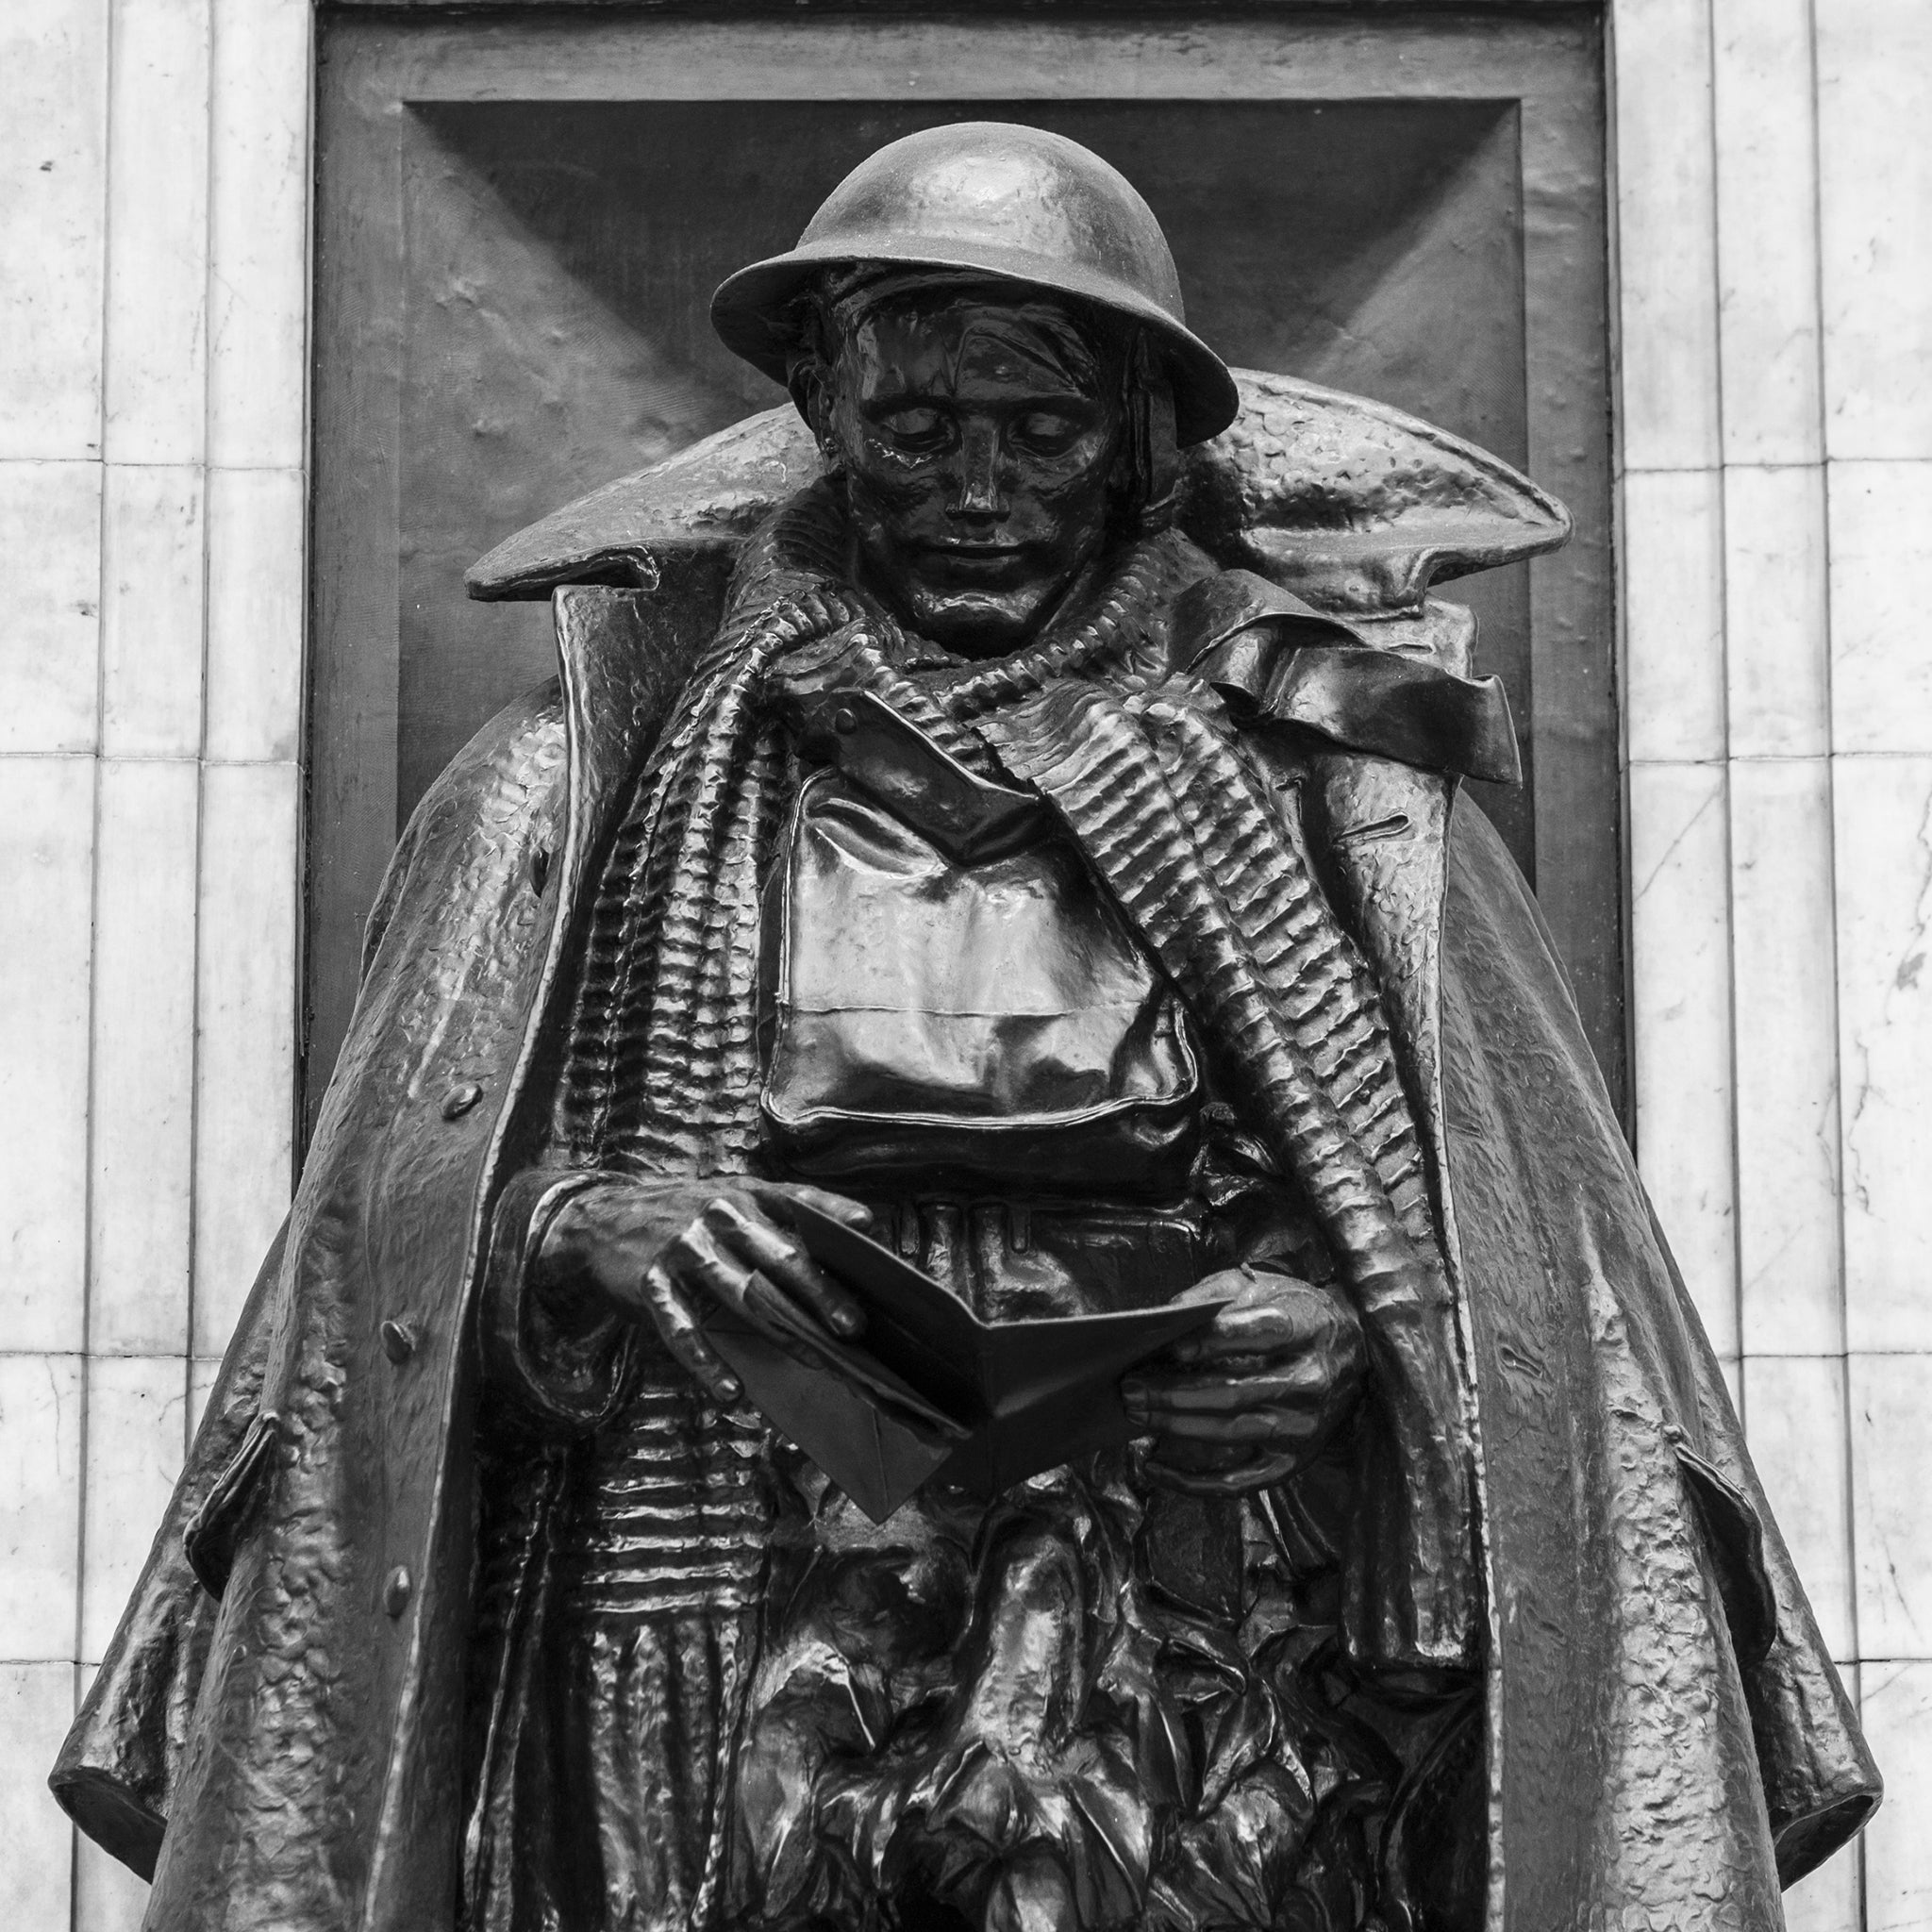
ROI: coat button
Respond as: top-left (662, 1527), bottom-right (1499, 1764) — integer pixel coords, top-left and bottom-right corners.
top-left (384, 1566), bottom-right (412, 1617)
top-left (380, 1319), bottom-right (416, 1364)
top-left (441, 1081), bottom-right (482, 1119)
top-left (831, 707), bottom-right (858, 735)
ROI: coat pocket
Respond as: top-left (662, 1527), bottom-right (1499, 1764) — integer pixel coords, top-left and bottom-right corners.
top-left (1673, 1435), bottom-right (1778, 1667)
top-left (182, 1408), bottom-right (283, 1599)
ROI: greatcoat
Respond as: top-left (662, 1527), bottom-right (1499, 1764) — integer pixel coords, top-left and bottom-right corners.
top-left (53, 375), bottom-right (1880, 1932)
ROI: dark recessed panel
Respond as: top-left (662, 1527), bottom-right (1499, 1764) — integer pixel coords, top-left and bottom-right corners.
top-left (311, 12), bottom-right (1614, 1142)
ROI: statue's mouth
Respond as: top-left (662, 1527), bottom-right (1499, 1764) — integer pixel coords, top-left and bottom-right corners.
top-left (918, 540), bottom-right (1031, 581)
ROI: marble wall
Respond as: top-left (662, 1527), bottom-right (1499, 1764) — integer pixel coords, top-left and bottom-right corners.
top-left (0, 2), bottom-right (1924, 1926)
top-left (1615, 0), bottom-right (1932, 1923)
top-left (0, 0), bottom-right (308, 1924)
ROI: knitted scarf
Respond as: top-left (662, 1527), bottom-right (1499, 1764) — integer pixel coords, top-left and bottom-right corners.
top-left (549, 482), bottom-right (1475, 1672)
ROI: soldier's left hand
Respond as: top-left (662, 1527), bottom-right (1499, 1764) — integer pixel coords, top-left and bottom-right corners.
top-left (1121, 1264), bottom-right (1364, 1494)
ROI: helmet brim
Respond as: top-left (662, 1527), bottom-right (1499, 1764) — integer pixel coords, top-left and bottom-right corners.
top-left (710, 233), bottom-right (1241, 448)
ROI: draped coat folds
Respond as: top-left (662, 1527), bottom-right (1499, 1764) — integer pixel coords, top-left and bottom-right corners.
top-left (53, 387), bottom-right (1878, 1932)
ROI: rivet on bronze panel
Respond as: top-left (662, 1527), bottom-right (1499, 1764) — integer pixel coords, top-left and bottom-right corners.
top-left (383, 1566), bottom-right (412, 1617)
top-left (380, 1320), bottom-right (416, 1364)
top-left (441, 1081), bottom-right (483, 1119)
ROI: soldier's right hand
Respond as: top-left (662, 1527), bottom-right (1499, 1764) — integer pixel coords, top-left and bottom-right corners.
top-left (536, 1176), bottom-right (873, 1406)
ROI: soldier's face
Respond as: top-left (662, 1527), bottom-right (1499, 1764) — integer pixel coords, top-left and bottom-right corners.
top-left (824, 291), bottom-right (1124, 657)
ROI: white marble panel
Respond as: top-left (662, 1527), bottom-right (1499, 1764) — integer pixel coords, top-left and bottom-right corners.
top-left (1834, 754), bottom-right (1932, 1351)
top-left (90, 758), bottom-right (198, 1357)
top-left (100, 460), bottom-right (205, 758)
top-left (1741, 1356), bottom-right (1856, 1662)
top-left (1710, 0), bottom-right (1825, 465)
top-left (1611, 0), bottom-right (1723, 472)
top-left (206, 0), bottom-right (309, 470)
top-left (1827, 459), bottom-right (1932, 757)
top-left (0, 1664), bottom-right (77, 1929)
top-left (1781, 1841), bottom-right (1862, 1932)
top-left (1629, 760), bottom-right (1739, 1359)
top-left (104, 0), bottom-right (210, 466)
top-left (1623, 468), bottom-right (1727, 763)
top-left (1817, 0), bottom-right (1932, 458)
top-left (0, 458), bottom-right (104, 757)
top-left (205, 464), bottom-right (305, 762)
top-left (1861, 1659), bottom-right (1932, 1928)
top-left (75, 1828), bottom-right (152, 1932)
top-left (0, 756), bottom-right (96, 1355)
top-left (0, 1353), bottom-right (84, 1661)
top-left (80, 1355), bottom-right (185, 1665)
top-left (1731, 758), bottom-right (1843, 1356)
top-left (0, 0), bottom-right (108, 460)
top-left (1849, 1351), bottom-right (1932, 1661)
top-left (192, 758), bottom-right (298, 1359)
top-left (1724, 464), bottom-right (1831, 759)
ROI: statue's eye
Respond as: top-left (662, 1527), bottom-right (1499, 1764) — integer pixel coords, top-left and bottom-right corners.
top-left (874, 407), bottom-right (949, 452)
top-left (1013, 411), bottom-right (1085, 454)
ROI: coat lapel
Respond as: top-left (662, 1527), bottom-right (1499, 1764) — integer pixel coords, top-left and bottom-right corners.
top-left (363, 585), bottom-right (686, 1929)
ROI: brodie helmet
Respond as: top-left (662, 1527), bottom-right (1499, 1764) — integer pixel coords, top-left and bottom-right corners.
top-left (710, 122), bottom-right (1241, 447)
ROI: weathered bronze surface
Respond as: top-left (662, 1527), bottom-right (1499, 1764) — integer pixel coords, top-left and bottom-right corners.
top-left (56, 121), bottom-right (1875, 1932)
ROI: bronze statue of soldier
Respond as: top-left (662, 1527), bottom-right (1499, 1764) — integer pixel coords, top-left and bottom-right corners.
top-left (55, 123), bottom-right (1877, 1932)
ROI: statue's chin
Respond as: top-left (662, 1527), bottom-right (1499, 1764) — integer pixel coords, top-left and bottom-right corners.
top-left (896, 584), bottom-right (1056, 659)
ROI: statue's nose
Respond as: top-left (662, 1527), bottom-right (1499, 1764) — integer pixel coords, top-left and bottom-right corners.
top-left (950, 423), bottom-right (1008, 519)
